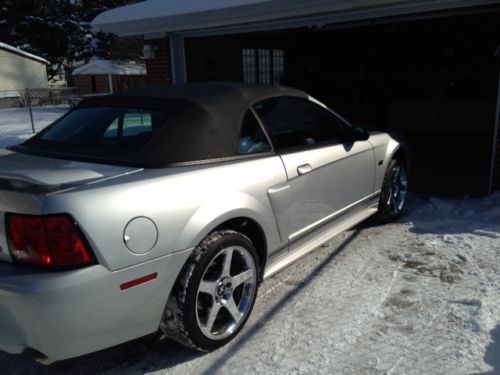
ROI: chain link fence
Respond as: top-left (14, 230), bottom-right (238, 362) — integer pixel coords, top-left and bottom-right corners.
top-left (0, 88), bottom-right (73, 136)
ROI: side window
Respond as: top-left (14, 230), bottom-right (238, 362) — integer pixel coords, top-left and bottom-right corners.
top-left (103, 118), bottom-right (119, 138)
top-left (103, 111), bottom-right (153, 138)
top-left (253, 97), bottom-right (351, 150)
top-left (238, 110), bottom-right (272, 155)
top-left (123, 112), bottom-right (153, 136)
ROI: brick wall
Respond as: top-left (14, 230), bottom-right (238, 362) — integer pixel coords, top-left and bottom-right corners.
top-left (75, 75), bottom-right (110, 95)
top-left (95, 75), bottom-right (110, 93)
top-left (145, 38), bottom-right (172, 85)
top-left (75, 76), bottom-right (92, 95)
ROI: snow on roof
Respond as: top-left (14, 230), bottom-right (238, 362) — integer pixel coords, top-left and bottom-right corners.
top-left (93, 0), bottom-right (271, 25)
top-left (92, 0), bottom-right (276, 35)
top-left (0, 42), bottom-right (50, 65)
top-left (92, 0), bottom-right (498, 37)
top-left (72, 60), bottom-right (146, 76)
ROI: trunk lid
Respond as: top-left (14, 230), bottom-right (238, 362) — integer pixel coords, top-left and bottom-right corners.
top-left (0, 149), bottom-right (141, 188)
top-left (0, 149), bottom-right (141, 263)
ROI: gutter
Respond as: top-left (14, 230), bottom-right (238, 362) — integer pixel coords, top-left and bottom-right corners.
top-left (92, 0), bottom-right (500, 37)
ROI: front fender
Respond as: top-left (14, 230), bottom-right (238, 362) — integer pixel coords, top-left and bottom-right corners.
top-left (369, 132), bottom-right (408, 191)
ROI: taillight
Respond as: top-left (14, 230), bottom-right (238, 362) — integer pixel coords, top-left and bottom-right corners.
top-left (6, 213), bottom-right (95, 269)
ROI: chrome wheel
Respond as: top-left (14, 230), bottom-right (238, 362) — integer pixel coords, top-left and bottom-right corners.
top-left (386, 165), bottom-right (408, 215)
top-left (196, 245), bottom-right (257, 340)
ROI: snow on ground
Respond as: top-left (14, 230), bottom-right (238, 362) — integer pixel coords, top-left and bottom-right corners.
top-left (0, 193), bottom-right (499, 374)
top-left (0, 105), bottom-right (68, 137)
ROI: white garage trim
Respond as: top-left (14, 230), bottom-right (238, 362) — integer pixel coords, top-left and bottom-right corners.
top-left (92, 0), bottom-right (500, 37)
top-left (179, 0), bottom-right (500, 38)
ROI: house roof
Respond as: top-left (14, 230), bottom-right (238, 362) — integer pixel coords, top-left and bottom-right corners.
top-left (0, 42), bottom-right (49, 65)
top-left (92, 0), bottom-right (500, 37)
top-left (72, 60), bottom-right (146, 76)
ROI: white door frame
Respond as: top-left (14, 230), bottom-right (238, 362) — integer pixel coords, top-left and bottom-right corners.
top-left (169, 35), bottom-right (187, 84)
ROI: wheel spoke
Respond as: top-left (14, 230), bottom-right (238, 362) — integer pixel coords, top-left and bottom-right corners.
top-left (225, 297), bottom-right (243, 322)
top-left (392, 199), bottom-right (398, 214)
top-left (198, 280), bottom-right (216, 295)
top-left (221, 248), bottom-right (233, 277)
top-left (386, 185), bottom-right (393, 205)
top-left (203, 303), bottom-right (222, 334)
top-left (232, 269), bottom-right (253, 288)
top-left (393, 166), bottom-right (400, 181)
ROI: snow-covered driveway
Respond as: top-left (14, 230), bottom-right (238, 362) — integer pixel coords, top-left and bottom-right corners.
top-left (1, 194), bottom-right (499, 374)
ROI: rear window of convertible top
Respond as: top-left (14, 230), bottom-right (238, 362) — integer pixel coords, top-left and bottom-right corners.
top-left (20, 107), bottom-right (170, 165)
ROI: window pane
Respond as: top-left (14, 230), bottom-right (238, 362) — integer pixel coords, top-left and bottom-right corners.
top-left (273, 49), bottom-right (284, 84)
top-left (253, 97), bottom-right (351, 150)
top-left (239, 110), bottom-right (272, 154)
top-left (258, 49), bottom-right (271, 84)
top-left (122, 112), bottom-right (153, 136)
top-left (103, 118), bottom-right (119, 138)
top-left (242, 49), bottom-right (256, 83)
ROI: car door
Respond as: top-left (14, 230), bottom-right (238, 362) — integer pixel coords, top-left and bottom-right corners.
top-left (253, 96), bottom-right (375, 241)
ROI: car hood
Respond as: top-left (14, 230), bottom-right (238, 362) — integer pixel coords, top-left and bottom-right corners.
top-left (0, 149), bottom-right (141, 189)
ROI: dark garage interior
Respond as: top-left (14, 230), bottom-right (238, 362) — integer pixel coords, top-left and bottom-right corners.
top-left (185, 10), bottom-right (500, 196)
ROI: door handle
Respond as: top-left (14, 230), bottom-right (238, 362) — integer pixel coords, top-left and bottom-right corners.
top-left (297, 164), bottom-right (313, 175)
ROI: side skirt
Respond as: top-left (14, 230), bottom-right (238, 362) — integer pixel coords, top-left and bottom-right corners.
top-left (263, 198), bottom-right (378, 280)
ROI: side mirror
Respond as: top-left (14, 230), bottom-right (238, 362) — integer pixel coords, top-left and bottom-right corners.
top-left (352, 126), bottom-right (369, 142)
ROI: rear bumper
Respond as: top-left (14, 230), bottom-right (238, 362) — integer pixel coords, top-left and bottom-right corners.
top-left (0, 248), bottom-right (192, 360)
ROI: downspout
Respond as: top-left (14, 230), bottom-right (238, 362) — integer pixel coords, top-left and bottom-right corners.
top-left (488, 46), bottom-right (500, 194)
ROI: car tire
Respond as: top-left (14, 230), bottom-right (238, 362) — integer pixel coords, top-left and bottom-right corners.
top-left (376, 158), bottom-right (408, 222)
top-left (161, 230), bottom-right (259, 352)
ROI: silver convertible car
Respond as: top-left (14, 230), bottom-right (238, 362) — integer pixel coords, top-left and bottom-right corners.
top-left (0, 83), bottom-right (409, 360)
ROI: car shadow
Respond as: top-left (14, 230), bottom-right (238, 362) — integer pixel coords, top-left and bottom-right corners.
top-left (482, 324), bottom-right (500, 374)
top-left (367, 193), bottom-right (500, 237)
top-left (199, 230), bottom-right (361, 375)
top-left (46, 334), bottom-right (205, 374)
top-left (0, 333), bottom-right (204, 374)
top-left (2, 229), bottom-right (362, 374)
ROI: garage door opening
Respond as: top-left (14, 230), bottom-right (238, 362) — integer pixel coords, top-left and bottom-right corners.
top-left (185, 11), bottom-right (500, 196)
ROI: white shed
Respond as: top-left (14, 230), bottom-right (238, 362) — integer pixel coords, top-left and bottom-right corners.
top-left (72, 59), bottom-right (146, 95)
top-left (0, 42), bottom-right (49, 91)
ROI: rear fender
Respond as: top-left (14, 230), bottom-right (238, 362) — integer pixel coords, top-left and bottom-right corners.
top-left (175, 192), bottom-right (280, 253)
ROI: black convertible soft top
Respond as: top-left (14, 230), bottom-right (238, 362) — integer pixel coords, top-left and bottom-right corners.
top-left (20, 83), bottom-right (307, 166)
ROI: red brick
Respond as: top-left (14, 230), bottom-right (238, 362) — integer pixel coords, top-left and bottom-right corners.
top-left (145, 38), bottom-right (172, 85)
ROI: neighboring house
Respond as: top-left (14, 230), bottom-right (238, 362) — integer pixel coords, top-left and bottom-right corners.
top-left (72, 59), bottom-right (146, 95)
top-left (0, 42), bottom-right (49, 92)
top-left (92, 0), bottom-right (500, 195)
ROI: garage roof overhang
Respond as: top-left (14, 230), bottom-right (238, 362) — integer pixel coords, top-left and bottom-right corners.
top-left (92, 0), bottom-right (500, 38)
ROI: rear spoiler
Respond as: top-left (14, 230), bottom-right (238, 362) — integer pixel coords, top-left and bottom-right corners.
top-left (0, 169), bottom-right (103, 190)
